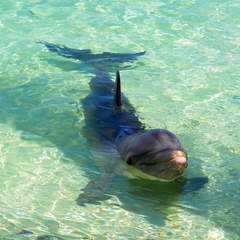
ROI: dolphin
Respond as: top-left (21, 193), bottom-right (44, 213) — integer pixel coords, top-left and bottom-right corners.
top-left (39, 41), bottom-right (188, 181)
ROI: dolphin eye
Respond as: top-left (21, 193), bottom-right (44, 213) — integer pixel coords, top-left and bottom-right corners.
top-left (126, 157), bottom-right (133, 165)
top-left (126, 153), bottom-right (149, 165)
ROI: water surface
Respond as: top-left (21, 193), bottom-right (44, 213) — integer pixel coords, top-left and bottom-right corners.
top-left (0, 0), bottom-right (239, 239)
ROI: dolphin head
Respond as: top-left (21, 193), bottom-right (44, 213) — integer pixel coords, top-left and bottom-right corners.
top-left (116, 129), bottom-right (188, 181)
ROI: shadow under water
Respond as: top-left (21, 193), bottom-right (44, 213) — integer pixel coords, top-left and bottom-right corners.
top-left (0, 43), bottom-right (208, 238)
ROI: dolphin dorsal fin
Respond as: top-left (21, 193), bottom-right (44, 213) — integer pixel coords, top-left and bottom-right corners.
top-left (114, 70), bottom-right (122, 107)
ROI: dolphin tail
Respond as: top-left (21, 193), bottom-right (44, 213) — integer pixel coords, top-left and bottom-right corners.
top-left (37, 41), bottom-right (92, 59)
top-left (38, 41), bottom-right (145, 67)
top-left (114, 70), bottom-right (122, 107)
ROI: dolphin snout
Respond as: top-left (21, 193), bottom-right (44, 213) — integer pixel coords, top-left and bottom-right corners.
top-left (172, 151), bottom-right (188, 168)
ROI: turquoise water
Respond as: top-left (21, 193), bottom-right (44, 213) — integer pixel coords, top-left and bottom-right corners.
top-left (0, 0), bottom-right (239, 239)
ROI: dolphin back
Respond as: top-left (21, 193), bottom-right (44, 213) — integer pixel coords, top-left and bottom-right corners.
top-left (39, 41), bottom-right (145, 145)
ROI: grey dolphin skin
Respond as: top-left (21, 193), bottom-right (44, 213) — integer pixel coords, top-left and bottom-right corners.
top-left (113, 72), bottom-right (188, 181)
top-left (39, 41), bottom-right (188, 181)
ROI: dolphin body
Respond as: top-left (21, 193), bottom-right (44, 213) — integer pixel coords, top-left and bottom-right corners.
top-left (39, 42), bottom-right (209, 207)
top-left (40, 41), bottom-right (188, 181)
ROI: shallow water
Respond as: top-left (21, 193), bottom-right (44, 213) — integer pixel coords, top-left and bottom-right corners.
top-left (0, 0), bottom-right (239, 239)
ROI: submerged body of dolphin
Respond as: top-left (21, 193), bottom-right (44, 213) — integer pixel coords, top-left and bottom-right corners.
top-left (40, 41), bottom-right (188, 181)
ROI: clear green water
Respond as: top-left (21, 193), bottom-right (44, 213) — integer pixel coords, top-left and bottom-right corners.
top-left (0, 0), bottom-right (239, 239)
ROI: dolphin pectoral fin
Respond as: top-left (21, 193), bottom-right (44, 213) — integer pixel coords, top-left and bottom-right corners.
top-left (177, 176), bottom-right (209, 192)
top-left (114, 70), bottom-right (122, 107)
top-left (76, 187), bottom-right (111, 206)
top-left (76, 173), bottom-right (117, 206)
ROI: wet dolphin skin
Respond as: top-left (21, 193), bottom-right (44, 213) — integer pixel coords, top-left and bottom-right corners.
top-left (40, 42), bottom-right (188, 181)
